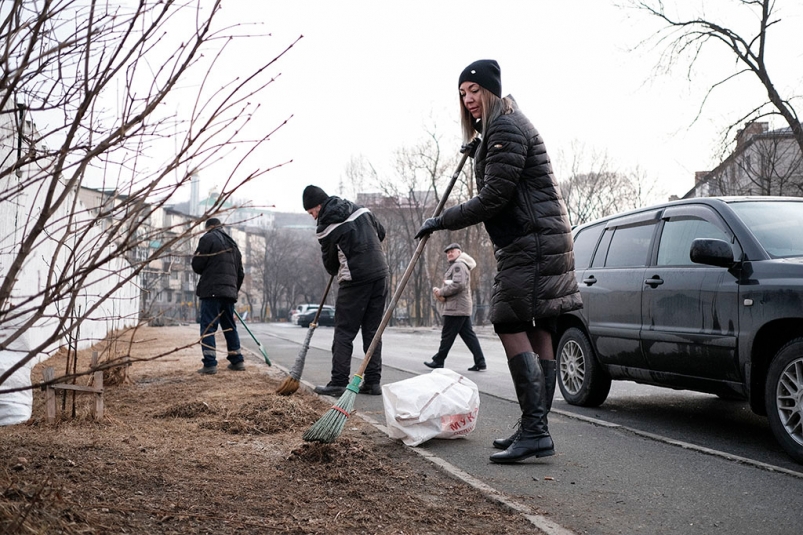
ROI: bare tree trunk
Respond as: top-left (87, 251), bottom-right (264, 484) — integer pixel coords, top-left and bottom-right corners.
top-left (633, 0), bottom-right (803, 155)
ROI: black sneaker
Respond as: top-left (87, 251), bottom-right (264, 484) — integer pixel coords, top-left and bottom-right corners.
top-left (467, 364), bottom-right (487, 372)
top-left (424, 360), bottom-right (444, 369)
top-left (197, 365), bottom-right (218, 375)
top-left (227, 361), bottom-right (246, 371)
top-left (359, 383), bottom-right (382, 396)
top-left (314, 385), bottom-right (346, 397)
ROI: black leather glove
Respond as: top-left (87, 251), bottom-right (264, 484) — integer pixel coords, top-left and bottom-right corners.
top-left (414, 217), bottom-right (444, 240)
top-left (461, 138), bottom-right (480, 157)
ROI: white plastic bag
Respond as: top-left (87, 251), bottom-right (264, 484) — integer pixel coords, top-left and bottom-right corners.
top-left (0, 352), bottom-right (33, 426)
top-left (381, 368), bottom-right (480, 447)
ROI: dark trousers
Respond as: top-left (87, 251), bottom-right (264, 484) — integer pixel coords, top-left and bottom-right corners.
top-left (432, 315), bottom-right (486, 366)
top-left (199, 298), bottom-right (243, 367)
top-left (330, 278), bottom-right (388, 386)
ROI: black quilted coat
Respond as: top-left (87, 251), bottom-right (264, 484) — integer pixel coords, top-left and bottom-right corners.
top-left (440, 97), bottom-right (582, 325)
top-left (192, 227), bottom-right (244, 301)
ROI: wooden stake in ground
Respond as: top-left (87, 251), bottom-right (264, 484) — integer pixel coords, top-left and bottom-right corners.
top-left (276, 275), bottom-right (335, 395)
top-left (303, 145), bottom-right (473, 443)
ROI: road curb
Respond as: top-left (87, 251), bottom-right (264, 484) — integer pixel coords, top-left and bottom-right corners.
top-left (294, 370), bottom-right (577, 535)
top-left (356, 410), bottom-right (576, 535)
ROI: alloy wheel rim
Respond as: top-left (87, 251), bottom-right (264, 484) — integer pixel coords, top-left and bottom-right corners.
top-left (776, 356), bottom-right (803, 447)
top-left (560, 340), bottom-right (585, 395)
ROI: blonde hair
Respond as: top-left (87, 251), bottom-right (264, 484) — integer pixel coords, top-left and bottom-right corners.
top-left (459, 86), bottom-right (513, 144)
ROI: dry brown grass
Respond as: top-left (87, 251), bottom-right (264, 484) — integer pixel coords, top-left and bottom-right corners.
top-left (0, 325), bottom-right (537, 534)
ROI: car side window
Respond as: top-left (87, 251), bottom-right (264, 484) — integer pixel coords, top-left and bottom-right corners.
top-left (599, 223), bottom-right (656, 268)
top-left (573, 223), bottom-right (605, 270)
top-left (657, 217), bottom-right (729, 266)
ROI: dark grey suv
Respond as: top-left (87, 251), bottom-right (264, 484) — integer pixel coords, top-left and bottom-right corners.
top-left (556, 196), bottom-right (803, 463)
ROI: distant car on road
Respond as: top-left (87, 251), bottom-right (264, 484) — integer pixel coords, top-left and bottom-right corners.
top-left (555, 196), bottom-right (803, 464)
top-left (297, 307), bottom-right (335, 328)
top-left (290, 304), bottom-right (334, 325)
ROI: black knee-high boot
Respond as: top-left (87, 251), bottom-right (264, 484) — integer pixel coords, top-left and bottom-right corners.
top-left (541, 359), bottom-right (557, 432)
top-left (492, 358), bottom-right (557, 449)
top-left (490, 352), bottom-right (554, 463)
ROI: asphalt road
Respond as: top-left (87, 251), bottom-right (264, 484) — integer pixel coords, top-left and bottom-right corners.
top-left (243, 321), bottom-right (803, 535)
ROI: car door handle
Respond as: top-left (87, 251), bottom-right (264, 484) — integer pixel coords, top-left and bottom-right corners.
top-left (582, 275), bottom-right (597, 286)
top-left (644, 276), bottom-right (664, 288)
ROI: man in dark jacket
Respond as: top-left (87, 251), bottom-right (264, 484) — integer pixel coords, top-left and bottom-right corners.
top-left (303, 185), bottom-right (389, 397)
top-left (192, 218), bottom-right (245, 375)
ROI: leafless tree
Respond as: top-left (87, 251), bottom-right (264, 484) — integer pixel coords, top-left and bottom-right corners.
top-left (347, 127), bottom-right (497, 327)
top-left (558, 142), bottom-right (663, 225)
top-left (0, 0), bottom-right (296, 390)
top-left (377, 132), bottom-right (458, 326)
top-left (256, 227), bottom-right (324, 321)
top-left (629, 0), bottom-right (803, 156)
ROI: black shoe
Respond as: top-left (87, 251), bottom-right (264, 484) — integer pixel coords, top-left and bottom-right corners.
top-left (467, 364), bottom-right (487, 372)
top-left (314, 385), bottom-right (346, 397)
top-left (489, 434), bottom-right (555, 463)
top-left (227, 361), bottom-right (246, 371)
top-left (359, 383), bottom-right (382, 395)
top-left (197, 365), bottom-right (217, 375)
top-left (424, 360), bottom-right (444, 369)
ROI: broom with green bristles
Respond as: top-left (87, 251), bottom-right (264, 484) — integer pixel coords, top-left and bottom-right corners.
top-left (303, 142), bottom-right (475, 443)
top-left (276, 274), bottom-right (335, 395)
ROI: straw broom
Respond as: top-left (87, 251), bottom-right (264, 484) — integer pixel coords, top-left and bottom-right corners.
top-left (276, 275), bottom-right (335, 395)
top-left (303, 144), bottom-right (473, 443)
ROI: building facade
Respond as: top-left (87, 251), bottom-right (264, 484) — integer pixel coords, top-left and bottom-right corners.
top-left (684, 122), bottom-right (803, 198)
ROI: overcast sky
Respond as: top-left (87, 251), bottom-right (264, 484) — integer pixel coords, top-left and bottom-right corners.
top-left (179, 0), bottom-right (803, 214)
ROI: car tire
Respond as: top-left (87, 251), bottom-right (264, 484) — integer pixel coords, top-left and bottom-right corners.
top-left (765, 338), bottom-right (803, 463)
top-left (557, 327), bottom-right (611, 407)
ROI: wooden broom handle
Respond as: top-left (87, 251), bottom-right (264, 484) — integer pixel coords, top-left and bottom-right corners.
top-left (310, 275), bottom-right (335, 326)
top-left (356, 148), bottom-right (472, 377)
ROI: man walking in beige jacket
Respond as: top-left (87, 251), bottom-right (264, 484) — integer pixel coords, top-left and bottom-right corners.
top-left (424, 243), bottom-right (487, 371)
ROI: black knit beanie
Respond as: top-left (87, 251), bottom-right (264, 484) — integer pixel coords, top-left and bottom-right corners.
top-left (458, 59), bottom-right (502, 98)
top-left (302, 185), bottom-right (329, 210)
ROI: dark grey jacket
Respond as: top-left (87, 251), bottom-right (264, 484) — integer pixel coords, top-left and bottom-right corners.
top-left (192, 227), bottom-right (244, 301)
top-left (316, 196), bottom-right (389, 286)
top-left (440, 97), bottom-right (582, 324)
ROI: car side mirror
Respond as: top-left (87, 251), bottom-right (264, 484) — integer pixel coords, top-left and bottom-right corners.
top-left (690, 238), bottom-right (734, 268)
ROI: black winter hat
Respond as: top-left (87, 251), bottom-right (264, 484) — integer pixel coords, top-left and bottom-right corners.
top-left (444, 243), bottom-right (462, 253)
top-left (459, 59), bottom-right (501, 98)
top-left (302, 185), bottom-right (329, 210)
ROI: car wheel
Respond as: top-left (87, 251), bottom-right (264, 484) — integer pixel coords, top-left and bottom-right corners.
top-left (765, 338), bottom-right (803, 463)
top-left (557, 327), bottom-right (611, 407)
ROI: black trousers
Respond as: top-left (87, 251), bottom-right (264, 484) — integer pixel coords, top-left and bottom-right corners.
top-left (330, 277), bottom-right (388, 386)
top-left (432, 315), bottom-right (486, 366)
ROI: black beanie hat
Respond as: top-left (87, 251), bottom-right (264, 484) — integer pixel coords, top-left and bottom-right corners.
top-left (302, 185), bottom-right (329, 210)
top-left (458, 59), bottom-right (501, 98)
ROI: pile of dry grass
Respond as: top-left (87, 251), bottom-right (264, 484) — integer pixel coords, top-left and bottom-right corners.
top-left (1, 325), bottom-right (539, 535)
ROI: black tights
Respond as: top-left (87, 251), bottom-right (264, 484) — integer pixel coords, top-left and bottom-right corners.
top-left (497, 328), bottom-right (554, 361)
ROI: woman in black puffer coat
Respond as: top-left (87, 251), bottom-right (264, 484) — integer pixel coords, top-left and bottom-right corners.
top-left (415, 59), bottom-right (582, 464)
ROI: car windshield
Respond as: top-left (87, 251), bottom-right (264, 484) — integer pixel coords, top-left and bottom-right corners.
top-left (729, 200), bottom-right (803, 258)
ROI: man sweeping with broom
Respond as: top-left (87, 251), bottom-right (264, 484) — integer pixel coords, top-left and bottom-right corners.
top-left (302, 185), bottom-right (389, 397)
